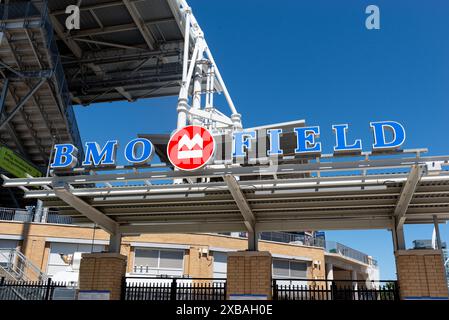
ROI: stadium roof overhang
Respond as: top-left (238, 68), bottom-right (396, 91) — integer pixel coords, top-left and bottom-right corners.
top-left (37, 0), bottom-right (218, 105)
top-left (3, 150), bottom-right (449, 236)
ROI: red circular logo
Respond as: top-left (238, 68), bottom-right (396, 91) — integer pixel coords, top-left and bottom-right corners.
top-left (167, 125), bottom-right (215, 171)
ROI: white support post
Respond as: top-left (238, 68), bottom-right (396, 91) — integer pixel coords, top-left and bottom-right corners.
top-left (177, 8), bottom-right (192, 129)
top-left (191, 42), bottom-right (204, 126)
top-left (208, 66), bottom-right (215, 112)
top-left (182, 8), bottom-right (191, 82)
top-left (248, 231), bottom-right (258, 251)
top-left (433, 215), bottom-right (443, 250)
top-left (205, 65), bottom-right (212, 111)
top-left (177, 41), bottom-right (200, 129)
top-left (326, 263), bottom-right (334, 281)
top-left (108, 233), bottom-right (122, 253)
top-left (351, 270), bottom-right (358, 300)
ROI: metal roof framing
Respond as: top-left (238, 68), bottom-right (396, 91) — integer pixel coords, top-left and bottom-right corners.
top-left (3, 151), bottom-right (449, 235)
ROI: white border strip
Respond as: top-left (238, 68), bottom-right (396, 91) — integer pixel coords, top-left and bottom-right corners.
top-left (0, 234), bottom-right (23, 241)
top-left (46, 237), bottom-right (109, 245)
top-left (272, 253), bottom-right (312, 262)
top-left (209, 246), bottom-right (238, 253)
top-left (130, 242), bottom-right (190, 250)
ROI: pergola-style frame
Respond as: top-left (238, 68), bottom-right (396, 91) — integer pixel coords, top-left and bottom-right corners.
top-left (3, 149), bottom-right (449, 251)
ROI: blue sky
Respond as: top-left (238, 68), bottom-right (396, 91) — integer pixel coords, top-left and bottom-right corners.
top-left (74, 0), bottom-right (449, 279)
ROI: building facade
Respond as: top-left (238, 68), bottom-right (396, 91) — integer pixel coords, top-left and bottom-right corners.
top-left (0, 209), bottom-right (379, 285)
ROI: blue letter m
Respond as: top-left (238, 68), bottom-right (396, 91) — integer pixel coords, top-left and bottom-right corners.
top-left (82, 140), bottom-right (118, 166)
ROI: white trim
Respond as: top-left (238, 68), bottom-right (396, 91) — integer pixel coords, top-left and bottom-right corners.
top-left (209, 246), bottom-right (238, 253)
top-left (130, 242), bottom-right (190, 250)
top-left (0, 234), bottom-right (23, 241)
top-left (208, 248), bottom-right (313, 262)
top-left (272, 254), bottom-right (313, 262)
top-left (46, 237), bottom-right (109, 245)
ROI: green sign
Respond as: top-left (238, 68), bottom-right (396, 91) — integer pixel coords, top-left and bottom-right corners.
top-left (0, 146), bottom-right (42, 178)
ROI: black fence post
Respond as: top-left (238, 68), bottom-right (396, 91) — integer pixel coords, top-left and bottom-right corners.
top-left (170, 279), bottom-right (177, 301)
top-left (272, 280), bottom-right (278, 300)
top-left (0, 277), bottom-right (5, 288)
top-left (120, 277), bottom-right (127, 301)
top-left (330, 281), bottom-right (337, 300)
top-left (44, 278), bottom-right (52, 300)
top-left (223, 281), bottom-right (227, 300)
top-left (394, 281), bottom-right (400, 301)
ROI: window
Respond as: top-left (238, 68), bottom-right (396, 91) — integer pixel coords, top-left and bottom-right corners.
top-left (133, 248), bottom-right (184, 276)
top-left (212, 251), bottom-right (227, 278)
top-left (0, 240), bottom-right (18, 267)
top-left (47, 243), bottom-right (104, 277)
top-left (272, 259), bottom-right (307, 278)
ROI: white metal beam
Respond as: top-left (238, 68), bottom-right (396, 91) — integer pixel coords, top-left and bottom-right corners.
top-left (394, 164), bottom-right (426, 228)
top-left (119, 221), bottom-right (246, 234)
top-left (257, 218), bottom-right (393, 231)
top-left (223, 174), bottom-right (255, 233)
top-left (53, 182), bottom-right (118, 234)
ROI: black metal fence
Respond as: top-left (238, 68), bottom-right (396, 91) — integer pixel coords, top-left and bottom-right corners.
top-left (0, 277), bottom-right (398, 301)
top-left (273, 279), bottom-right (399, 301)
top-left (0, 278), bottom-right (75, 300)
top-left (122, 277), bottom-right (227, 301)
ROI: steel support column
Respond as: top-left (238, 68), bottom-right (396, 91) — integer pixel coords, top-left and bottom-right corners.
top-left (109, 233), bottom-right (122, 253)
top-left (248, 231), bottom-right (258, 251)
top-left (433, 215), bottom-right (442, 250)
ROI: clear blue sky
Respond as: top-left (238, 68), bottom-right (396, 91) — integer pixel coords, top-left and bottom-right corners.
top-left (74, 0), bottom-right (449, 279)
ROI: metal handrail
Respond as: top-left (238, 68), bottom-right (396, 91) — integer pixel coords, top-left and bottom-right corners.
top-left (0, 249), bottom-right (48, 282)
top-left (0, 207), bottom-right (72, 224)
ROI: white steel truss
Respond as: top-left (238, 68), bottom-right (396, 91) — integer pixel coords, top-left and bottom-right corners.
top-left (175, 0), bottom-right (242, 132)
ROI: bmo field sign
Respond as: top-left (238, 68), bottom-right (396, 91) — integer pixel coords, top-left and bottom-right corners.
top-left (49, 120), bottom-right (407, 171)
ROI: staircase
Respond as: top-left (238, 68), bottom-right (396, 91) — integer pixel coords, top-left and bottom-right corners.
top-left (0, 248), bottom-right (48, 282)
top-left (0, 248), bottom-right (49, 300)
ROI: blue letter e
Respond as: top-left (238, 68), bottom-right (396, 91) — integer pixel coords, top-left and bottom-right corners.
top-left (50, 144), bottom-right (78, 168)
top-left (370, 121), bottom-right (406, 151)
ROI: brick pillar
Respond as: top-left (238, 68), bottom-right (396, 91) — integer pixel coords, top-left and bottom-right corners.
top-left (395, 249), bottom-right (449, 300)
top-left (78, 253), bottom-right (127, 300)
top-left (226, 251), bottom-right (272, 300)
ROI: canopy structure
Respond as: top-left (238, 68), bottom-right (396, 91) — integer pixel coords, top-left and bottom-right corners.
top-left (3, 149), bottom-right (449, 250)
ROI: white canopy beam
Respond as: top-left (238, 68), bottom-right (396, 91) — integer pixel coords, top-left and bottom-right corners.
top-left (224, 174), bottom-right (256, 233)
top-left (393, 164), bottom-right (426, 250)
top-left (53, 182), bottom-right (118, 234)
top-left (395, 164), bottom-right (426, 228)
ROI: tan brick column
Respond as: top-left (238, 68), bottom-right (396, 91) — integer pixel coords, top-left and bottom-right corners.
top-left (226, 251), bottom-right (272, 299)
top-left (78, 253), bottom-right (127, 300)
top-left (21, 236), bottom-right (47, 281)
top-left (395, 249), bottom-right (449, 300)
